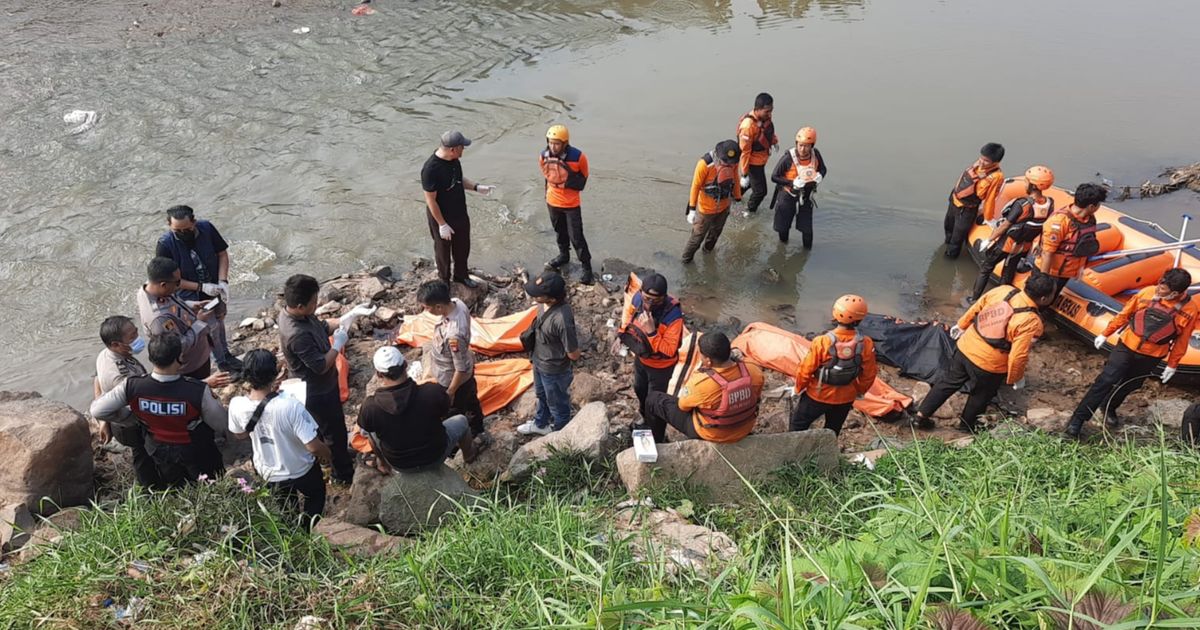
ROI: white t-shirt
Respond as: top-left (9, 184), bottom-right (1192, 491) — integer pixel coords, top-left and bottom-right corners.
top-left (228, 392), bottom-right (319, 482)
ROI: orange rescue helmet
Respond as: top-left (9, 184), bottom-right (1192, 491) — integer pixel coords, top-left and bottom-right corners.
top-left (546, 124), bottom-right (570, 143)
top-left (795, 127), bottom-right (817, 145)
top-left (1024, 165), bottom-right (1055, 191)
top-left (832, 294), bottom-right (868, 324)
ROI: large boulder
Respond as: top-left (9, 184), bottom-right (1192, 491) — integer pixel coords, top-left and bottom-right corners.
top-left (616, 430), bottom-right (838, 503)
top-left (569, 372), bottom-right (613, 406)
top-left (504, 402), bottom-right (611, 481)
top-left (342, 464), bottom-right (389, 527)
top-left (0, 392), bottom-right (94, 513)
top-left (378, 463), bottom-right (476, 535)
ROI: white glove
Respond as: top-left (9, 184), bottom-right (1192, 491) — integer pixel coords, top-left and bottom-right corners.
top-left (739, 175), bottom-right (751, 189)
top-left (1161, 367), bottom-right (1177, 383)
top-left (475, 184), bottom-right (495, 195)
top-left (978, 238), bottom-right (992, 252)
top-left (949, 325), bottom-right (964, 340)
top-left (201, 282), bottom-right (220, 297)
top-left (349, 303), bottom-right (377, 319)
top-left (686, 210), bottom-right (697, 225)
top-left (791, 388), bottom-right (804, 398)
top-left (331, 328), bottom-right (349, 352)
top-left (1093, 335), bottom-right (1106, 350)
top-left (792, 177), bottom-right (805, 189)
top-left (812, 173), bottom-right (823, 184)
top-left (1012, 377), bottom-right (1026, 390)
top-left (438, 223), bottom-right (454, 240)
top-left (216, 281), bottom-right (229, 301)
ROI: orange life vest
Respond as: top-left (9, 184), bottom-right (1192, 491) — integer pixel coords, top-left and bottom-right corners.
top-left (697, 361), bottom-right (758, 428)
top-left (1129, 298), bottom-right (1183, 347)
top-left (700, 152), bottom-right (737, 201)
top-left (973, 288), bottom-right (1037, 352)
top-left (1054, 210), bottom-right (1100, 257)
top-left (818, 331), bottom-right (864, 386)
top-left (540, 146), bottom-right (586, 190)
top-left (1003, 197), bottom-right (1054, 246)
top-left (786, 148), bottom-right (821, 187)
top-left (951, 165), bottom-right (999, 208)
top-left (738, 113), bottom-right (775, 154)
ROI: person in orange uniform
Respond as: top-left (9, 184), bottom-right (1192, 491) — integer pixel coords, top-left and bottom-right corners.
top-left (618, 273), bottom-right (685, 425)
top-left (913, 274), bottom-right (1056, 432)
top-left (790, 295), bottom-right (878, 435)
top-left (540, 125), bottom-right (594, 284)
top-left (1066, 268), bottom-right (1198, 437)
top-left (683, 140), bottom-right (742, 263)
top-left (969, 165), bottom-right (1057, 302)
top-left (1035, 182), bottom-right (1107, 300)
top-left (643, 333), bottom-right (764, 443)
top-left (771, 127), bottom-right (828, 248)
top-left (945, 142), bottom-right (1005, 259)
top-left (736, 93), bottom-right (778, 216)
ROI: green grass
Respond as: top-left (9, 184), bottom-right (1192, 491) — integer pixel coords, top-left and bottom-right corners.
top-left (2, 431), bottom-right (1200, 628)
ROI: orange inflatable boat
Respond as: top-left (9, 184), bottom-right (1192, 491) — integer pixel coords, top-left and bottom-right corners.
top-left (966, 178), bottom-right (1200, 373)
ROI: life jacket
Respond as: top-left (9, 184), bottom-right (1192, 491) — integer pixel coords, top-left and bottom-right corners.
top-left (1053, 208), bottom-right (1100, 258)
top-left (125, 374), bottom-right (207, 445)
top-left (696, 362), bottom-right (758, 428)
top-left (700, 152), bottom-right (737, 201)
top-left (951, 166), bottom-right (988, 207)
top-left (1003, 197), bottom-right (1054, 244)
top-left (786, 148), bottom-right (821, 184)
top-left (973, 288), bottom-right (1037, 352)
top-left (818, 331), bottom-right (864, 387)
top-left (738, 113), bottom-right (775, 154)
top-left (540, 146), bottom-right (587, 191)
top-left (1129, 298), bottom-right (1183, 347)
top-left (626, 294), bottom-right (683, 362)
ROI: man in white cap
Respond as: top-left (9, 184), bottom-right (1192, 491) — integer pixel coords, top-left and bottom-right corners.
top-left (356, 346), bottom-right (477, 471)
top-left (421, 130), bottom-right (496, 289)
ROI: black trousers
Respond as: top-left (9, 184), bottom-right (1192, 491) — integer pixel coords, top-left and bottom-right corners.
top-left (113, 423), bottom-right (160, 488)
top-left (943, 196), bottom-right (979, 259)
top-left (148, 431), bottom-right (224, 489)
top-left (970, 245), bottom-right (1028, 301)
top-left (268, 462), bottom-right (326, 527)
top-left (305, 388), bottom-right (354, 481)
top-left (450, 376), bottom-right (486, 435)
top-left (746, 164), bottom-right (768, 213)
top-left (773, 191), bottom-right (814, 247)
top-left (634, 361), bottom-right (675, 423)
top-left (183, 361), bottom-right (212, 381)
top-left (917, 349), bottom-right (1006, 429)
top-left (427, 212), bottom-right (471, 283)
top-left (548, 205), bottom-right (591, 266)
top-left (644, 390), bottom-right (700, 443)
top-left (1068, 343), bottom-right (1160, 428)
top-left (789, 393), bottom-right (853, 435)
top-left (1049, 274), bottom-right (1071, 301)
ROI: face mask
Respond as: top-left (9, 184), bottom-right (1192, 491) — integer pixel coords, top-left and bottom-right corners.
top-left (176, 230), bottom-right (197, 244)
top-left (129, 337), bottom-right (146, 354)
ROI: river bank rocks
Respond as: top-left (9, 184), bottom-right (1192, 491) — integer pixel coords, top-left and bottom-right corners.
top-left (504, 402), bottom-right (612, 481)
top-left (1, 392), bottom-right (93, 517)
top-left (378, 463), bottom-right (477, 535)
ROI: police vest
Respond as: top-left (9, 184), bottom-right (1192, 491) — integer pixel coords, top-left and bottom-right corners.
top-left (125, 375), bottom-right (207, 445)
top-left (818, 331), bottom-right (864, 387)
top-left (973, 288), bottom-right (1037, 352)
top-left (697, 362), bottom-right (758, 428)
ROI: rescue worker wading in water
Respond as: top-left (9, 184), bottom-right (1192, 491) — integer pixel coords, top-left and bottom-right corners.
top-left (945, 142), bottom-right (1005, 259)
top-left (771, 127), bottom-right (827, 248)
top-left (617, 273), bottom-right (685, 427)
top-left (643, 332), bottom-right (764, 444)
top-left (682, 140), bottom-right (742, 263)
top-left (540, 124), bottom-right (594, 285)
top-left (737, 93), bottom-right (778, 217)
top-left (969, 165), bottom-right (1056, 302)
top-left (790, 295), bottom-right (878, 435)
top-left (912, 274), bottom-right (1056, 432)
top-left (1066, 268), bottom-right (1199, 437)
top-left (1035, 182), bottom-right (1106, 301)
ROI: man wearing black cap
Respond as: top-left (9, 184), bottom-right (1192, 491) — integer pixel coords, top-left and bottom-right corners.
top-left (618, 273), bottom-right (685, 424)
top-left (421, 130), bottom-right (496, 289)
top-left (517, 272), bottom-right (580, 436)
top-left (683, 139), bottom-right (743, 263)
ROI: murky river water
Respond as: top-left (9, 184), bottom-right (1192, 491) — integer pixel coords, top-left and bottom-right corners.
top-left (2, 0), bottom-right (1199, 410)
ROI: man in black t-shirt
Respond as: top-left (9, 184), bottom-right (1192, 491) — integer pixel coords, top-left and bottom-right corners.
top-left (421, 130), bottom-right (495, 289)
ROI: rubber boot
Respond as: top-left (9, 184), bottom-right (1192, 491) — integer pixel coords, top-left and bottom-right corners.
top-left (1065, 421), bottom-right (1083, 439)
top-left (1103, 410), bottom-right (1120, 430)
top-left (546, 250), bottom-right (569, 271)
top-left (579, 263), bottom-right (595, 285)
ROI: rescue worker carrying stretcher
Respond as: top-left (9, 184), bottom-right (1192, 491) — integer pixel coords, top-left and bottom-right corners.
top-left (1065, 268), bottom-right (1198, 437)
top-left (540, 124), bottom-right (594, 284)
top-left (736, 93), bottom-right (778, 217)
top-left (912, 275), bottom-right (1056, 432)
top-left (969, 165), bottom-right (1056, 302)
top-left (643, 332), bottom-right (764, 444)
top-left (618, 273), bottom-right (685, 427)
top-left (771, 127), bottom-right (827, 248)
top-left (945, 143), bottom-right (1005, 259)
top-left (1035, 182), bottom-right (1107, 301)
top-left (790, 295), bottom-right (878, 435)
top-left (683, 140), bottom-right (742, 263)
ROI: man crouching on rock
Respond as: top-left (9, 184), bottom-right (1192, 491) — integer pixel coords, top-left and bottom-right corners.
top-left (358, 346), bottom-right (477, 472)
top-left (643, 333), bottom-right (764, 443)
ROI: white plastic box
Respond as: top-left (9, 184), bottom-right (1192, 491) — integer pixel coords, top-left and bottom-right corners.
top-left (632, 429), bottom-right (658, 463)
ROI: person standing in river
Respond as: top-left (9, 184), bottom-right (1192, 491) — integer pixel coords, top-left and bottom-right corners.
top-left (736, 93), bottom-right (778, 217)
top-left (682, 140), bottom-right (742, 263)
top-left (540, 125), bottom-right (594, 284)
top-left (771, 127), bottom-right (827, 248)
top-left (944, 142), bottom-right (1005, 259)
top-left (422, 130), bottom-right (495, 289)
top-left (155, 204), bottom-right (242, 374)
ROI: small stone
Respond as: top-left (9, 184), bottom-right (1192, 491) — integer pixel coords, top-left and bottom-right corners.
top-left (481, 301), bottom-right (502, 319)
top-left (910, 381), bottom-right (931, 402)
top-left (371, 265), bottom-right (392, 280)
top-left (271, 0), bottom-right (281, 7)
top-left (760, 267), bottom-right (780, 284)
top-left (264, 317), bottom-right (276, 328)
top-left (374, 307), bottom-right (399, 323)
top-left (239, 317), bottom-right (264, 329)
top-left (358, 277), bottom-right (388, 301)
top-left (315, 301), bottom-right (342, 316)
